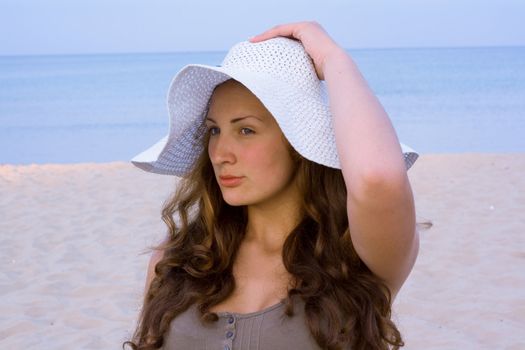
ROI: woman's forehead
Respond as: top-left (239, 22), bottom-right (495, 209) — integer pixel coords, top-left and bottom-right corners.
top-left (207, 82), bottom-right (273, 122)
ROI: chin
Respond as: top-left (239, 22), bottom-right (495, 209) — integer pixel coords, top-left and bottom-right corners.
top-left (222, 196), bottom-right (249, 207)
top-left (221, 192), bottom-right (255, 207)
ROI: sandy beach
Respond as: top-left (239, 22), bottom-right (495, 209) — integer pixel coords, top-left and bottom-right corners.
top-left (1, 153), bottom-right (524, 349)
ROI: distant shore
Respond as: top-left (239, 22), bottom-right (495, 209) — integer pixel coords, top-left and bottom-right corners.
top-left (1, 153), bottom-right (524, 349)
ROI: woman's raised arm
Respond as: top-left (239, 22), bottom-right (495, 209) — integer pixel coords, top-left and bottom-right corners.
top-left (250, 21), bottom-right (419, 296)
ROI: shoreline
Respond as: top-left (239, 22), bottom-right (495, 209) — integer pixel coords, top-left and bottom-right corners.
top-left (3, 151), bottom-right (525, 167)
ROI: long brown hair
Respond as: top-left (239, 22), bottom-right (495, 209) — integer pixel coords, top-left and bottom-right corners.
top-left (123, 130), bottom-right (411, 349)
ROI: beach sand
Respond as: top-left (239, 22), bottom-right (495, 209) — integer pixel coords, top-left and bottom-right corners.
top-left (1, 154), bottom-right (524, 349)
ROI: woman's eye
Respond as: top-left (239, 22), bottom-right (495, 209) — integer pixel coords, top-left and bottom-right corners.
top-left (240, 127), bottom-right (254, 135)
top-left (207, 127), bottom-right (219, 135)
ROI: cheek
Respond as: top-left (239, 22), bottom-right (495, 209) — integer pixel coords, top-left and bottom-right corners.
top-left (207, 140), bottom-right (216, 159)
top-left (244, 140), bottom-right (294, 180)
top-left (243, 143), bottom-right (266, 163)
top-left (245, 142), bottom-right (275, 168)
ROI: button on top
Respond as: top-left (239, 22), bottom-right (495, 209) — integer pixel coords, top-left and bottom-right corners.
top-left (226, 331), bottom-right (234, 339)
top-left (228, 316), bottom-right (235, 324)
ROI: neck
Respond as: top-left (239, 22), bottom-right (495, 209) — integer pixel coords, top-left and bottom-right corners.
top-left (244, 188), bottom-right (302, 256)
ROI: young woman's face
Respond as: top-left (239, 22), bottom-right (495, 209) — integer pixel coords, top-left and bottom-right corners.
top-left (205, 80), bottom-right (298, 207)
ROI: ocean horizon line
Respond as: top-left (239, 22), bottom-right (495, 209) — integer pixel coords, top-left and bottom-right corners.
top-left (1, 44), bottom-right (524, 59)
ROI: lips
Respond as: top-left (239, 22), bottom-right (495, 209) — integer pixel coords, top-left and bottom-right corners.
top-left (218, 175), bottom-right (244, 187)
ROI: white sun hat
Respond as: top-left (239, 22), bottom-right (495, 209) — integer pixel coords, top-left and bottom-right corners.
top-left (131, 37), bottom-right (418, 176)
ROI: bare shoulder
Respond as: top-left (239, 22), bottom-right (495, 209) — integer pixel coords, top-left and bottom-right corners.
top-left (144, 247), bottom-right (166, 293)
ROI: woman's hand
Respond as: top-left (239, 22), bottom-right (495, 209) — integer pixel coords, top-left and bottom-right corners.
top-left (249, 21), bottom-right (344, 80)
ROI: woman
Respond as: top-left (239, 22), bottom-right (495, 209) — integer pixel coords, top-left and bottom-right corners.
top-left (125, 21), bottom-right (420, 350)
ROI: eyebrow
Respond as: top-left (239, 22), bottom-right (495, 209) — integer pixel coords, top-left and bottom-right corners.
top-left (205, 115), bottom-right (264, 124)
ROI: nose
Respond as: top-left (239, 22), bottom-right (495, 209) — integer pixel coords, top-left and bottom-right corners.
top-left (208, 133), bottom-right (237, 166)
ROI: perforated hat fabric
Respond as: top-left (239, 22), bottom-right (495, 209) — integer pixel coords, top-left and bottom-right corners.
top-left (131, 37), bottom-right (419, 177)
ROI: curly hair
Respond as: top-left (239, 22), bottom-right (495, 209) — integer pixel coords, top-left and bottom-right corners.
top-left (123, 118), bottom-right (413, 349)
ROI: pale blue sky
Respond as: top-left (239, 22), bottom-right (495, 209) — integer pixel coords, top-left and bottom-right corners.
top-left (1, 0), bottom-right (523, 56)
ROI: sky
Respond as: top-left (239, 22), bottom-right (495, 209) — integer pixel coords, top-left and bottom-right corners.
top-left (1, 0), bottom-right (524, 56)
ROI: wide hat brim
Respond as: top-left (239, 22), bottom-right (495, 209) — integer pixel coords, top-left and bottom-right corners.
top-left (132, 63), bottom-right (419, 176)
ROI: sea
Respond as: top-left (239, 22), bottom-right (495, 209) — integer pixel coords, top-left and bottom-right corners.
top-left (1, 46), bottom-right (524, 165)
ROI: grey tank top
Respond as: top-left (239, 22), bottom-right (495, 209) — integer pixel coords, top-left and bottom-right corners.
top-left (162, 298), bottom-right (322, 350)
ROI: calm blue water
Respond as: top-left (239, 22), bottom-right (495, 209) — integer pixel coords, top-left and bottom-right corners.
top-left (1, 47), bottom-right (524, 164)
